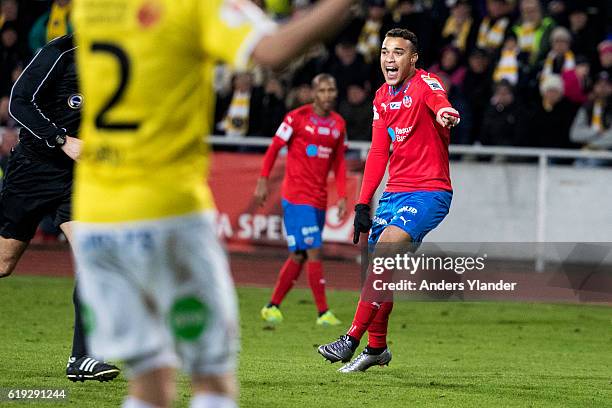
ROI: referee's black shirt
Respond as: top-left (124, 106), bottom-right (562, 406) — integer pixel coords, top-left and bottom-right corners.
top-left (9, 34), bottom-right (79, 168)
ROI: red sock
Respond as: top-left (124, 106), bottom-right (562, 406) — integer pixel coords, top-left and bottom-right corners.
top-left (270, 258), bottom-right (303, 306)
top-left (307, 261), bottom-right (328, 314)
top-left (346, 300), bottom-right (381, 341)
top-left (367, 302), bottom-right (394, 348)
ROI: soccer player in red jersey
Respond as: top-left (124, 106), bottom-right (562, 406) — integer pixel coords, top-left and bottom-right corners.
top-left (318, 29), bottom-right (460, 372)
top-left (255, 74), bottom-right (347, 326)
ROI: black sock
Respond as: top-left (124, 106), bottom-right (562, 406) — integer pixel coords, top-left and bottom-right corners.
top-left (318, 309), bottom-right (328, 317)
top-left (365, 345), bottom-right (386, 355)
top-left (71, 285), bottom-right (87, 359)
top-left (346, 335), bottom-right (359, 351)
top-left (267, 302), bottom-right (279, 308)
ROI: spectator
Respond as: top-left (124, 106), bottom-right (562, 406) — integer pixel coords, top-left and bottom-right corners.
top-left (529, 74), bottom-right (579, 149)
top-left (286, 83), bottom-right (313, 111)
top-left (597, 39), bottom-right (612, 78)
top-left (546, 0), bottom-right (568, 26)
top-left (562, 55), bottom-right (590, 104)
top-left (493, 36), bottom-right (521, 85)
top-left (437, 72), bottom-right (472, 145)
top-left (475, 0), bottom-right (515, 55)
top-left (513, 0), bottom-right (555, 67)
top-left (357, 0), bottom-right (387, 64)
top-left (541, 26), bottom-right (575, 80)
top-left (29, 0), bottom-right (72, 54)
top-left (463, 48), bottom-right (494, 142)
top-left (481, 80), bottom-right (527, 147)
top-left (326, 38), bottom-right (371, 103)
top-left (260, 77), bottom-right (287, 137)
top-left (440, 0), bottom-right (478, 56)
top-left (570, 72), bottom-right (612, 154)
top-left (567, 3), bottom-right (599, 63)
top-left (382, 0), bottom-right (436, 66)
top-left (1, 21), bottom-right (27, 85)
top-left (429, 46), bottom-right (467, 89)
top-left (216, 72), bottom-right (264, 137)
top-left (338, 81), bottom-right (372, 141)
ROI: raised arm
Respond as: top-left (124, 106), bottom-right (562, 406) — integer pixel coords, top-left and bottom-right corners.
top-left (251, 0), bottom-right (355, 68)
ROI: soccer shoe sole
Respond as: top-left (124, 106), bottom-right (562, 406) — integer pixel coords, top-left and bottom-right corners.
top-left (67, 368), bottom-right (120, 382)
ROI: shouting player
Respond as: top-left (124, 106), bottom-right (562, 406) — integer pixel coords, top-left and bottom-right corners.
top-left (318, 28), bottom-right (460, 373)
top-left (2, 34), bottom-right (119, 382)
top-left (256, 74), bottom-right (347, 326)
top-left (72, 0), bottom-right (355, 406)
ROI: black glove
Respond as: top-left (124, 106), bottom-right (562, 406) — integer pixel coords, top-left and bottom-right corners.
top-left (353, 204), bottom-right (372, 244)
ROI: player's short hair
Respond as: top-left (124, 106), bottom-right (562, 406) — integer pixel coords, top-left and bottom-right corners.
top-left (385, 28), bottom-right (419, 53)
top-left (312, 73), bottom-right (336, 88)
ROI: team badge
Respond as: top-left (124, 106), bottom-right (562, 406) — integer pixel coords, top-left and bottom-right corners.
top-left (332, 128), bottom-right (340, 139)
top-left (67, 94), bottom-right (83, 109)
top-left (403, 95), bottom-right (412, 108)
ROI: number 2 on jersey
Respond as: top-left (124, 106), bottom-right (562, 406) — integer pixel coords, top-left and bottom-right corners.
top-left (91, 42), bottom-right (140, 130)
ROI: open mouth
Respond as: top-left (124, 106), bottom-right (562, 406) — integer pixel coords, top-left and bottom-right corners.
top-left (386, 66), bottom-right (399, 80)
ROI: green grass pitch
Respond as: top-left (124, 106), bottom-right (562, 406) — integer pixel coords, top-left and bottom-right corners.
top-left (1, 275), bottom-right (611, 407)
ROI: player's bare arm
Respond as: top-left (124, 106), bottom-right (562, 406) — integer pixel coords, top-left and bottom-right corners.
top-left (254, 177), bottom-right (269, 207)
top-left (252, 0), bottom-right (355, 68)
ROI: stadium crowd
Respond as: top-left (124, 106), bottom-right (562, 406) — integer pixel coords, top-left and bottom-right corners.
top-left (1, 0), bottom-right (611, 154)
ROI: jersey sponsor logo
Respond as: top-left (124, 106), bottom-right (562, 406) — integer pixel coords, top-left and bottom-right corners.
top-left (275, 122), bottom-right (293, 141)
top-left (421, 75), bottom-right (444, 91)
top-left (389, 126), bottom-right (413, 142)
top-left (318, 126), bottom-right (330, 135)
top-left (306, 144), bottom-right (332, 158)
top-left (389, 102), bottom-right (401, 110)
top-left (403, 95), bottom-right (412, 108)
top-left (373, 105), bottom-right (380, 121)
top-left (67, 93), bottom-right (84, 109)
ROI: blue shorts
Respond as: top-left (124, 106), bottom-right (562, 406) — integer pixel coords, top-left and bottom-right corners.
top-left (369, 191), bottom-right (452, 245)
top-left (282, 199), bottom-right (326, 252)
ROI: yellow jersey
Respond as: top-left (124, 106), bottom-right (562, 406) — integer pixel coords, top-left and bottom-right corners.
top-left (72, 0), bottom-right (275, 222)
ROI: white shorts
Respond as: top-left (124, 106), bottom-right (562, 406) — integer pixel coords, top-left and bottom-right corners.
top-left (73, 212), bottom-right (238, 377)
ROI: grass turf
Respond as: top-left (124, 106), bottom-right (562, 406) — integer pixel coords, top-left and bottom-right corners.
top-left (0, 275), bottom-right (610, 407)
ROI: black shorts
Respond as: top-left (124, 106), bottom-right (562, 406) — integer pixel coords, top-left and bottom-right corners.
top-left (0, 143), bottom-right (73, 242)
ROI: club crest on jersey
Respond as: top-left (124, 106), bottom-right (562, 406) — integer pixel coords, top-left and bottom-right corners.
top-left (389, 102), bottom-right (401, 110)
top-left (332, 128), bottom-right (340, 139)
top-left (403, 95), bottom-right (413, 108)
top-left (67, 94), bottom-right (83, 109)
top-left (421, 75), bottom-right (444, 91)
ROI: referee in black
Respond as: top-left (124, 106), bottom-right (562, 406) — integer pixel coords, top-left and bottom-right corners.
top-left (0, 34), bottom-right (120, 382)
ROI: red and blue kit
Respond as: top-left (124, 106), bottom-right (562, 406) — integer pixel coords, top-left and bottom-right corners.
top-left (360, 69), bottom-right (456, 243)
top-left (261, 104), bottom-right (347, 251)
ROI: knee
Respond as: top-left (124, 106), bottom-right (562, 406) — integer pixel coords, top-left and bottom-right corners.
top-left (290, 251), bottom-right (307, 264)
top-left (306, 248), bottom-right (320, 262)
top-left (193, 373), bottom-right (238, 400)
top-left (0, 258), bottom-right (17, 278)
